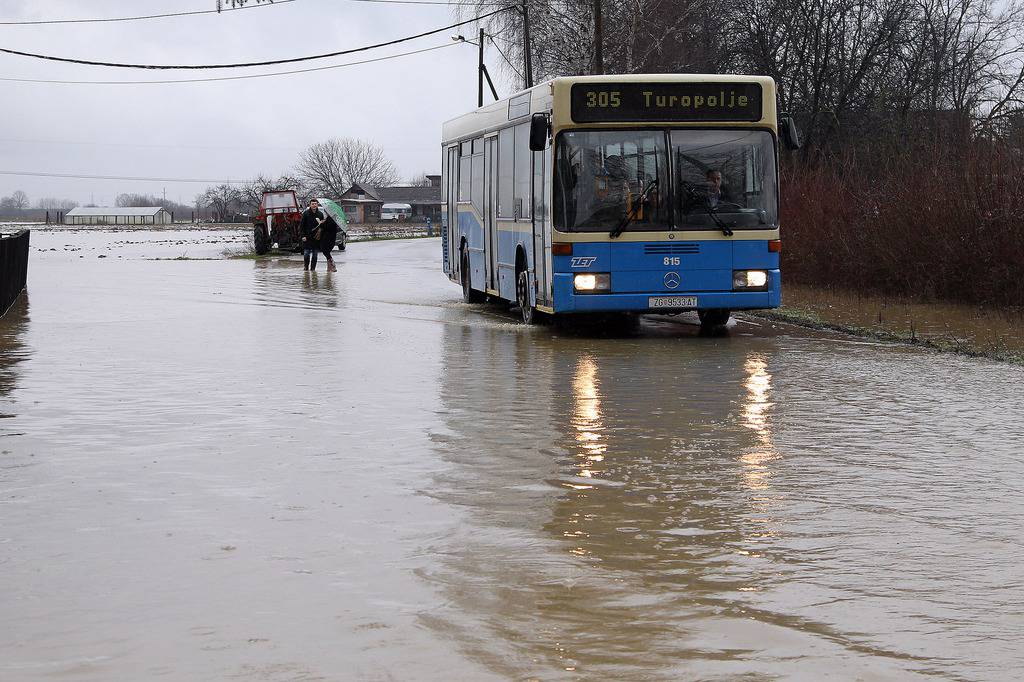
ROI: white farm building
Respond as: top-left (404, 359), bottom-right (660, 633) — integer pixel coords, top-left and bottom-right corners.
top-left (64, 206), bottom-right (172, 226)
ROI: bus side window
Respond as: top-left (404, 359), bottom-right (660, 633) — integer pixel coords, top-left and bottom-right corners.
top-left (459, 141), bottom-right (472, 202)
top-left (471, 138), bottom-right (484, 213)
top-left (498, 128), bottom-right (514, 218)
top-left (514, 123), bottom-right (531, 220)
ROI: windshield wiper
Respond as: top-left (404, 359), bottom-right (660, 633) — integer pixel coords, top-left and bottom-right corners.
top-left (680, 181), bottom-right (734, 236)
top-left (702, 201), bottom-right (735, 237)
top-left (609, 179), bottom-right (658, 239)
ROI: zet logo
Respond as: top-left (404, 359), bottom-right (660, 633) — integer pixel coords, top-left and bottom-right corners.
top-left (570, 257), bottom-right (597, 268)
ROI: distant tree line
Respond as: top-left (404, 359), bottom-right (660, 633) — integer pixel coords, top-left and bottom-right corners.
top-left (471, 0), bottom-right (1024, 148)
top-left (193, 137), bottom-right (423, 222)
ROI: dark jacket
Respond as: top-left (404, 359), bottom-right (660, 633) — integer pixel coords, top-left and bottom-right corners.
top-left (299, 208), bottom-right (324, 244)
top-left (318, 214), bottom-right (340, 250)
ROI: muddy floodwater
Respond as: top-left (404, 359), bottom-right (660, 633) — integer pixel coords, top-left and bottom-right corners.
top-left (2, 230), bottom-right (1022, 681)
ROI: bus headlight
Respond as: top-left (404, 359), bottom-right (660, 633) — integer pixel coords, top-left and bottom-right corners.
top-left (574, 273), bottom-right (611, 293)
top-left (733, 270), bottom-right (768, 289)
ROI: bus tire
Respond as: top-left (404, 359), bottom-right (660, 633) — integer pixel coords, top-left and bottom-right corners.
top-left (698, 309), bottom-right (731, 328)
top-left (461, 248), bottom-right (485, 304)
top-left (516, 269), bottom-right (536, 325)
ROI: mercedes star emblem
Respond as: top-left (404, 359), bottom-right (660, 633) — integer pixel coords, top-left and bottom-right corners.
top-left (664, 272), bottom-right (681, 289)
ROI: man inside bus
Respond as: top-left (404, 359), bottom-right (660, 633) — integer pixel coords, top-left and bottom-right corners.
top-left (596, 155), bottom-right (632, 224)
top-left (706, 169), bottom-right (733, 208)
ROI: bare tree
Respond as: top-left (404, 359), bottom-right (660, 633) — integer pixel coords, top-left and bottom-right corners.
top-left (296, 138), bottom-right (398, 197)
top-left (466, 0), bottom-right (1024, 151)
top-left (35, 197), bottom-right (79, 211)
top-left (115, 193), bottom-right (162, 207)
top-left (10, 190), bottom-right (29, 210)
top-left (196, 184), bottom-right (242, 222)
top-left (465, 0), bottom-right (732, 85)
top-left (239, 174), bottom-right (309, 213)
top-left (406, 173), bottom-right (436, 187)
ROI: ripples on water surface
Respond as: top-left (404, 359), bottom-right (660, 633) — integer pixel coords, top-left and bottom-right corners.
top-left (0, 230), bottom-right (1021, 681)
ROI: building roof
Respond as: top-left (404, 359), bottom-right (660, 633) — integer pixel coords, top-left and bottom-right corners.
top-left (66, 206), bottom-right (168, 216)
top-left (377, 186), bottom-right (442, 205)
top-left (340, 183), bottom-right (441, 206)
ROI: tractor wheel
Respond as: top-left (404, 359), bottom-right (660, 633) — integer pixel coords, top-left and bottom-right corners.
top-left (253, 224), bottom-right (270, 255)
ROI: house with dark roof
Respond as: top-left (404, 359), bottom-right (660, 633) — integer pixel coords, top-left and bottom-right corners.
top-left (338, 175), bottom-right (442, 224)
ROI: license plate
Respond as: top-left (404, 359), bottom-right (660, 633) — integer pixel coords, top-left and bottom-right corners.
top-left (649, 296), bottom-right (697, 309)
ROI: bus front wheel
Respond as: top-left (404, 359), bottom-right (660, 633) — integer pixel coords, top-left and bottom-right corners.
top-left (461, 250), bottom-right (485, 304)
top-left (698, 309), bottom-right (731, 328)
top-left (516, 269), bottom-right (537, 325)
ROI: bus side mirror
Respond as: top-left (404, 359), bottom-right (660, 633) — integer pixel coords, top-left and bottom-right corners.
top-left (780, 114), bottom-right (802, 150)
top-left (529, 113), bottom-right (549, 151)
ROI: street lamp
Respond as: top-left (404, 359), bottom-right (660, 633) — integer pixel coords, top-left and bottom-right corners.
top-left (454, 31), bottom-right (498, 107)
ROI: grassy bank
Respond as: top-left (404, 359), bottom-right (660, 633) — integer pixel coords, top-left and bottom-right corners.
top-left (745, 284), bottom-right (1024, 364)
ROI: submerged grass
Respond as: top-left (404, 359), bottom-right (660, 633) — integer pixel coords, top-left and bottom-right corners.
top-left (745, 305), bottom-right (1024, 365)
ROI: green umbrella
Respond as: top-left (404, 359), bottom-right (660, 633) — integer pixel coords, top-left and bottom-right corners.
top-left (317, 198), bottom-right (349, 227)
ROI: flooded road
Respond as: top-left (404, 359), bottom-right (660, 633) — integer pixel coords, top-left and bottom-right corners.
top-left (2, 230), bottom-right (1022, 681)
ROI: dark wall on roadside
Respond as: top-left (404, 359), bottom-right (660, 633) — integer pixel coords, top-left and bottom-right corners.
top-left (1, 230), bottom-right (30, 317)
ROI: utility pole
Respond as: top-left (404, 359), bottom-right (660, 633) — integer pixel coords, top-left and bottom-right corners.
top-left (478, 28), bottom-right (485, 107)
top-left (522, 1), bottom-right (533, 88)
top-left (593, 0), bottom-right (604, 75)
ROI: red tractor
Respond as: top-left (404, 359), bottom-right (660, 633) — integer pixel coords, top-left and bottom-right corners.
top-left (252, 190), bottom-right (302, 255)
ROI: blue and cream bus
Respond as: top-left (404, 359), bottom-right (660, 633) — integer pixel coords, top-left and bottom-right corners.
top-left (441, 74), bottom-right (799, 325)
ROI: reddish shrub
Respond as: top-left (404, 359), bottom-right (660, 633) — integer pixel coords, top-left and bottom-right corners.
top-left (780, 145), bottom-right (1024, 307)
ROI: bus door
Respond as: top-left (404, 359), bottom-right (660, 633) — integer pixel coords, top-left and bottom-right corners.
top-left (532, 149), bottom-right (549, 305)
top-left (446, 146), bottom-right (458, 275)
top-left (484, 136), bottom-right (499, 290)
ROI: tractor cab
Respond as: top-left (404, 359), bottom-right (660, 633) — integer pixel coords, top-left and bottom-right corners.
top-left (252, 190), bottom-right (302, 255)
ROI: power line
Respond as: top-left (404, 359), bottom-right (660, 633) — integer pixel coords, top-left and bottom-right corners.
top-left (0, 170), bottom-right (249, 184)
top-left (0, 7), bottom-right (511, 69)
top-left (0, 137), bottom-right (295, 152)
top-left (487, 34), bottom-right (523, 80)
top-left (342, 0), bottom-right (504, 4)
top-left (0, 42), bottom-right (459, 85)
top-left (0, 0), bottom-right (509, 25)
top-left (0, 1), bottom-right (297, 26)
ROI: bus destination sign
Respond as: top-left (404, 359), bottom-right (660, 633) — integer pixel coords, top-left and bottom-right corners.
top-left (570, 82), bottom-right (763, 123)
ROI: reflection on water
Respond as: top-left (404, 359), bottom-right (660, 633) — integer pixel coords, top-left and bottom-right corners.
top-left (570, 354), bottom-right (605, 479)
top-left (428, 317), bottom-right (1024, 680)
top-left (740, 355), bottom-right (777, 492)
top-left (248, 258), bottom-right (341, 310)
top-left (0, 295), bottom-right (30, 425)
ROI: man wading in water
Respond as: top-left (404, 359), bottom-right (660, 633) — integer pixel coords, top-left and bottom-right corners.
top-left (300, 198), bottom-right (325, 272)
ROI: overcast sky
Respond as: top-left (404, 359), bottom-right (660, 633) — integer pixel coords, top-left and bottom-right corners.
top-left (0, 0), bottom-right (514, 206)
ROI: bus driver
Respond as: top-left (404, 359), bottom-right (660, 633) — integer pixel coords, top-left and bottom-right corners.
top-left (706, 169), bottom-right (732, 208)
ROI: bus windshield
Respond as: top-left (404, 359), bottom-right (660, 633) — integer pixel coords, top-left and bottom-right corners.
top-left (554, 130), bottom-right (669, 232)
top-left (672, 129), bottom-right (777, 229)
top-left (554, 128), bottom-right (778, 232)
